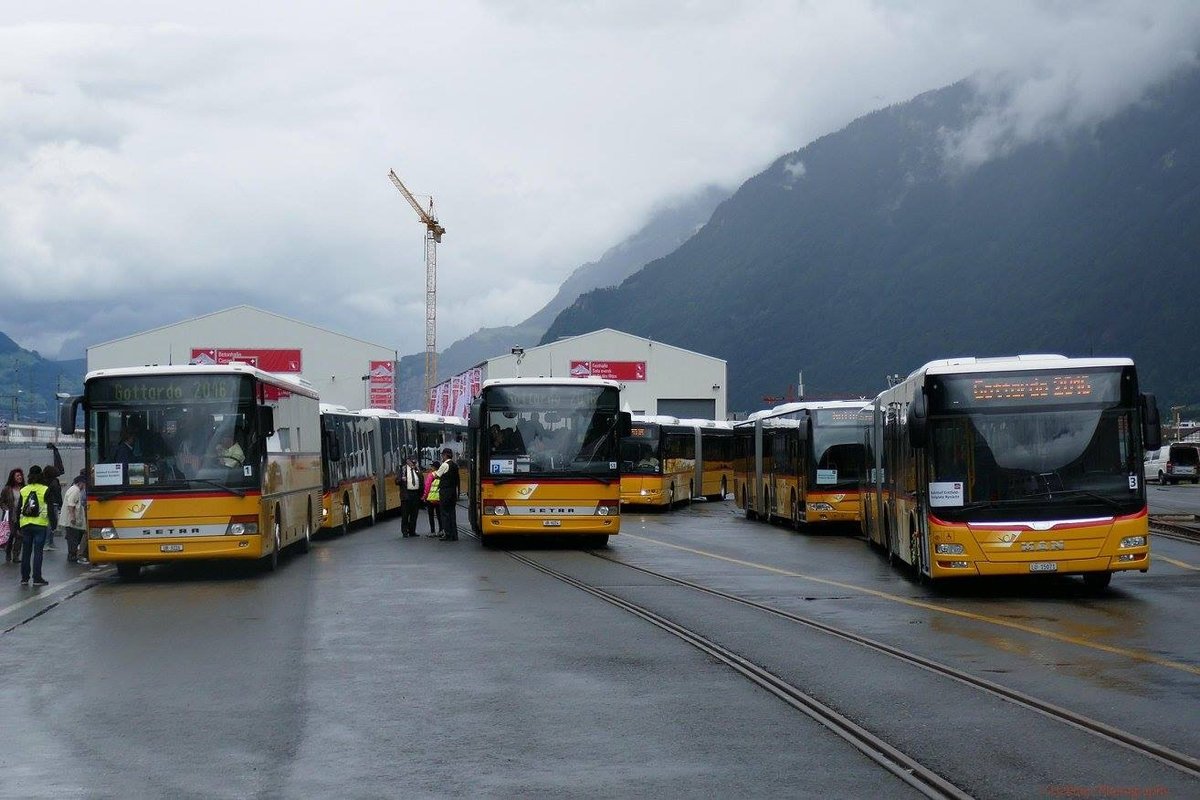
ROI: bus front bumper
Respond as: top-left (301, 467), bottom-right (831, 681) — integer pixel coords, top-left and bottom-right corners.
top-left (929, 551), bottom-right (1150, 579)
top-left (88, 535), bottom-right (266, 563)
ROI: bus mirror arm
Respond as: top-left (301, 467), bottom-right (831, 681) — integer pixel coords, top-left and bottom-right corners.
top-left (59, 395), bottom-right (84, 436)
top-left (1140, 393), bottom-right (1162, 452)
top-left (618, 412), bottom-right (632, 439)
top-left (906, 392), bottom-right (928, 449)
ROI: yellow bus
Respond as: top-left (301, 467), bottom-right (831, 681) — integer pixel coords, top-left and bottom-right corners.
top-left (467, 378), bottom-right (630, 547)
top-left (621, 417), bottom-right (733, 506)
top-left (60, 364), bottom-right (323, 580)
top-left (734, 400), bottom-right (871, 528)
top-left (861, 355), bottom-right (1161, 590)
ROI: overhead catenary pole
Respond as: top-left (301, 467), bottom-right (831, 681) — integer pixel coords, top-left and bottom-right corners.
top-left (388, 169), bottom-right (446, 408)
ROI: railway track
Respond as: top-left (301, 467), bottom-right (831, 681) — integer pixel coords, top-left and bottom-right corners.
top-left (1150, 515), bottom-right (1200, 545)
top-left (492, 542), bottom-right (1195, 786)
top-left (505, 548), bottom-right (973, 800)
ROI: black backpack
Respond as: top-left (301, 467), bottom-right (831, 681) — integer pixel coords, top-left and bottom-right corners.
top-left (21, 490), bottom-right (40, 519)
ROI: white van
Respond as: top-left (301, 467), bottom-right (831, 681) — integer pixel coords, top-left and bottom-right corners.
top-left (1144, 443), bottom-right (1200, 485)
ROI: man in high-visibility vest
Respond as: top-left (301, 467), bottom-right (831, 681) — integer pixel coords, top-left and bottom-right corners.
top-left (18, 464), bottom-right (52, 587)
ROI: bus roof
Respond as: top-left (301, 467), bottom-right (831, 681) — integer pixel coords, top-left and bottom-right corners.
top-left (914, 354), bottom-right (1134, 379)
top-left (84, 363), bottom-right (320, 400)
top-left (392, 411), bottom-right (467, 426)
top-left (482, 377), bottom-right (620, 390)
top-left (631, 414), bottom-right (681, 426)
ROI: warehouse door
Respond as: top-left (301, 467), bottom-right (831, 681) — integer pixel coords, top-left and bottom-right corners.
top-left (656, 399), bottom-right (716, 419)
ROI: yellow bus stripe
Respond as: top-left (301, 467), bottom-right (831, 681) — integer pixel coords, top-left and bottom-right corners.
top-left (623, 533), bottom-right (1200, 677)
top-left (1155, 555), bottom-right (1200, 572)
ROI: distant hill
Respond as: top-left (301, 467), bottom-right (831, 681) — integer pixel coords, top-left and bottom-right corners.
top-left (395, 185), bottom-right (729, 409)
top-left (543, 69), bottom-right (1200, 412)
top-left (0, 333), bottom-right (85, 424)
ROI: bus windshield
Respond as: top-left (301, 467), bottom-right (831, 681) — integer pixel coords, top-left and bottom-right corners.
top-left (86, 374), bottom-right (261, 494)
top-left (810, 409), bottom-right (868, 489)
top-left (482, 385), bottom-right (620, 477)
top-left (620, 424), bottom-right (661, 474)
top-left (926, 406), bottom-right (1140, 519)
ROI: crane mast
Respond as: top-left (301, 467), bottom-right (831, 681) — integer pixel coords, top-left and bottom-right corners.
top-left (388, 169), bottom-right (446, 408)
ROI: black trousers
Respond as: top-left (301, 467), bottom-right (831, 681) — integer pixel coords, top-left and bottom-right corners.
top-left (401, 489), bottom-right (422, 534)
top-left (438, 495), bottom-right (459, 540)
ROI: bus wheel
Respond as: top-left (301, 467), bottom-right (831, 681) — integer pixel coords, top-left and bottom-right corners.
top-left (265, 518), bottom-right (281, 572)
top-left (341, 496), bottom-right (351, 536)
top-left (1082, 571), bottom-right (1112, 592)
top-left (369, 492), bottom-right (378, 527)
top-left (116, 563), bottom-right (141, 582)
top-left (297, 504), bottom-right (312, 554)
top-left (667, 484), bottom-right (675, 510)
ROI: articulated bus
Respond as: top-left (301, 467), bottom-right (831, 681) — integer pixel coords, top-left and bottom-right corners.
top-left (734, 400), bottom-right (871, 528)
top-left (862, 355), bottom-right (1161, 589)
top-left (467, 378), bottom-right (630, 547)
top-left (60, 364), bottom-right (323, 580)
top-left (621, 416), bottom-right (734, 506)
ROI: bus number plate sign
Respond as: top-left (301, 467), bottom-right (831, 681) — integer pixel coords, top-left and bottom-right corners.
top-left (160, 544), bottom-right (184, 552)
top-left (542, 520), bottom-right (561, 527)
top-left (1029, 561), bottom-right (1057, 572)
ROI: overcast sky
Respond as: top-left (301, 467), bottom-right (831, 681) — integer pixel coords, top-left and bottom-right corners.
top-left (2, 1), bottom-right (1198, 360)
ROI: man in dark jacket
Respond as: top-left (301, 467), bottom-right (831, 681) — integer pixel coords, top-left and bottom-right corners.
top-left (434, 448), bottom-right (459, 541)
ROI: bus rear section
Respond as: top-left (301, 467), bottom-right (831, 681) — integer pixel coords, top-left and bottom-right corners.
top-left (470, 378), bottom-right (628, 547)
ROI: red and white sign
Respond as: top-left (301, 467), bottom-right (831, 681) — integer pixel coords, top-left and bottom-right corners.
top-left (368, 360), bottom-right (395, 409)
top-left (190, 348), bottom-right (303, 373)
top-left (569, 360), bottom-right (647, 381)
top-left (429, 366), bottom-right (484, 417)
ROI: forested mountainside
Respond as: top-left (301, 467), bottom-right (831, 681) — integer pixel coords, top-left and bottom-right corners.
top-left (394, 185), bottom-right (728, 410)
top-left (0, 331), bottom-right (85, 423)
top-left (543, 69), bottom-right (1200, 413)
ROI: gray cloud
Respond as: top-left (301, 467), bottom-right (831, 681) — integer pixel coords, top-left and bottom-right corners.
top-left (1, 2), bottom-right (1198, 359)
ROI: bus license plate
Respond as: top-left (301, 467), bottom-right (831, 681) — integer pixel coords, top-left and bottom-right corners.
top-left (160, 544), bottom-right (184, 552)
top-left (1029, 561), bottom-right (1057, 572)
top-left (542, 520), bottom-right (561, 527)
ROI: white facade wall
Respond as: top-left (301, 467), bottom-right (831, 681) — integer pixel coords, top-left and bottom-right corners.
top-left (87, 306), bottom-right (398, 411)
top-left (482, 328), bottom-right (727, 419)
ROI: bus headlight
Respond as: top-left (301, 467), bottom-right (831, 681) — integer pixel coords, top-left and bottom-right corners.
top-left (226, 522), bottom-right (259, 535)
top-left (1120, 536), bottom-right (1146, 548)
top-left (807, 502), bottom-right (834, 512)
top-left (483, 500), bottom-right (508, 516)
top-left (595, 504), bottom-right (616, 516)
top-left (92, 527), bottom-right (117, 540)
top-left (936, 543), bottom-right (965, 555)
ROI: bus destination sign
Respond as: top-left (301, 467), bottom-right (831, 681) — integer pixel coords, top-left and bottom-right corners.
top-left (971, 374), bottom-right (1094, 402)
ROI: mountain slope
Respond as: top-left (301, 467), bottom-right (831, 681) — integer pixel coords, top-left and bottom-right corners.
top-left (0, 335), bottom-right (85, 424)
top-left (395, 185), bottom-right (728, 409)
top-left (543, 71), bottom-right (1200, 412)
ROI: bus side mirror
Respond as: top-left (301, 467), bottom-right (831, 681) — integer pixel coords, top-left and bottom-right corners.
top-left (907, 392), bottom-right (928, 449)
top-left (258, 407), bottom-right (275, 438)
top-left (325, 430), bottom-right (342, 462)
top-left (1141, 393), bottom-right (1162, 452)
top-left (59, 395), bottom-right (83, 436)
top-left (619, 412), bottom-right (632, 438)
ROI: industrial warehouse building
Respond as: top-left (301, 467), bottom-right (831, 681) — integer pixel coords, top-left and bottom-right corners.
top-left (430, 328), bottom-right (727, 420)
top-left (87, 306), bottom-right (398, 411)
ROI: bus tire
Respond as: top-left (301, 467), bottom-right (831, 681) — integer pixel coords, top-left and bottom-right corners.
top-left (116, 563), bottom-right (141, 582)
top-left (297, 504), bottom-right (312, 554)
top-left (667, 483), bottom-right (675, 510)
top-left (340, 496), bottom-right (351, 536)
top-left (1083, 571), bottom-right (1112, 592)
top-left (264, 517), bottom-right (281, 572)
top-left (369, 492), bottom-right (378, 527)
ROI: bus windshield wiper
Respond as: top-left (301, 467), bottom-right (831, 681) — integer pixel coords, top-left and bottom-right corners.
top-left (1043, 489), bottom-right (1124, 509)
top-left (152, 477), bottom-right (246, 498)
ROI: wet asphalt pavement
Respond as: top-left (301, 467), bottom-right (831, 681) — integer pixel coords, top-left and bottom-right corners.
top-left (1, 498), bottom-right (1197, 799)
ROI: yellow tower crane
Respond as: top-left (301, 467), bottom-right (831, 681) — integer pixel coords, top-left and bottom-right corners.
top-left (388, 169), bottom-right (446, 408)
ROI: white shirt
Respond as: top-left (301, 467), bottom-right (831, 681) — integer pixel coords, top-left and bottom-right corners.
top-left (403, 465), bottom-right (420, 490)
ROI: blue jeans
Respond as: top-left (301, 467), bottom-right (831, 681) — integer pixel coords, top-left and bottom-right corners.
top-left (20, 524), bottom-right (47, 582)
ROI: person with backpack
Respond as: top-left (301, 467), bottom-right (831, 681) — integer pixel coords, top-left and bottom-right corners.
top-left (18, 464), bottom-right (51, 586)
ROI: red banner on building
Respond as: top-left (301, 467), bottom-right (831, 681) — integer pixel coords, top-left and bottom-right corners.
top-left (569, 360), bottom-right (647, 381)
top-left (368, 360), bottom-right (395, 409)
top-left (190, 348), bottom-right (303, 373)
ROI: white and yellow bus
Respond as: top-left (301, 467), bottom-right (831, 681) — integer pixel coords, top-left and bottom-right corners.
top-left (734, 400), bottom-right (871, 528)
top-left (60, 364), bottom-right (323, 580)
top-left (621, 417), bottom-right (734, 506)
top-left (467, 378), bottom-right (630, 547)
top-left (861, 355), bottom-right (1161, 589)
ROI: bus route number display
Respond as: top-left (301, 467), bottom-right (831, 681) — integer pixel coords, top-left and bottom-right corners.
top-left (970, 374), bottom-right (1094, 402)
